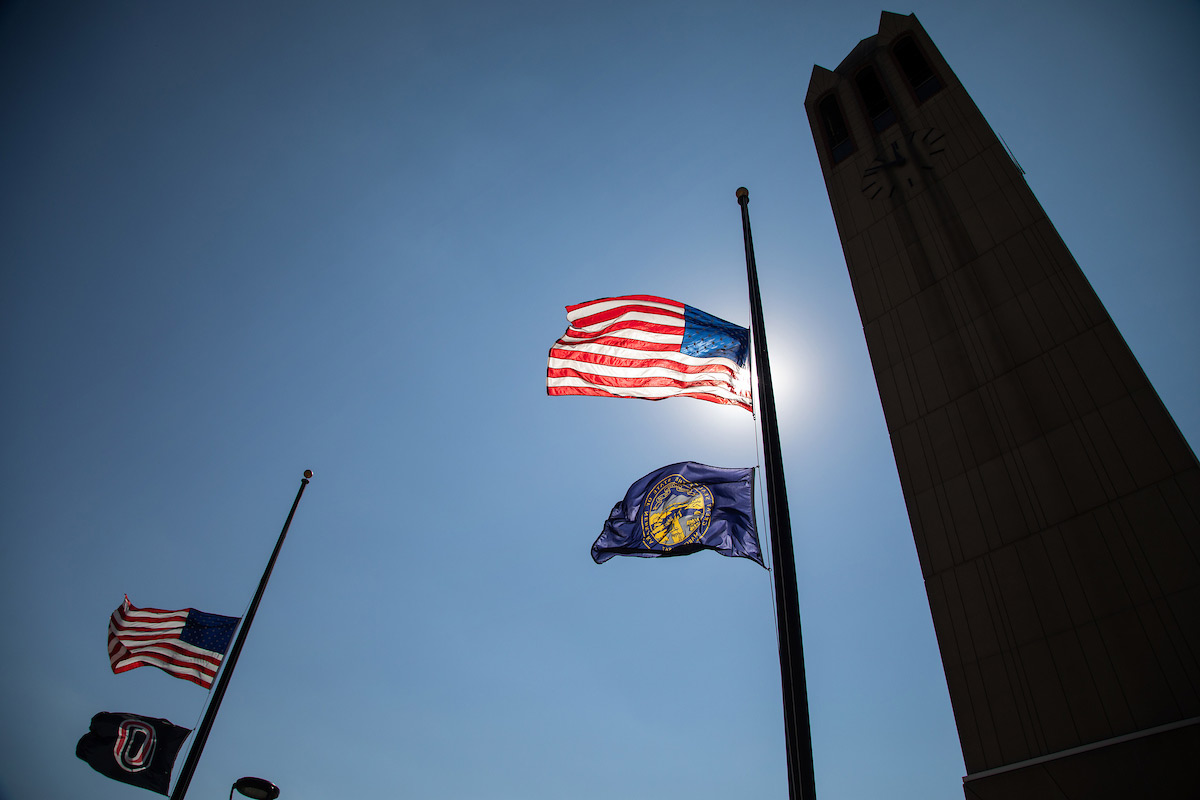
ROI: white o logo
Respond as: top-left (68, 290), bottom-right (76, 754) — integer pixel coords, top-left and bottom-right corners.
top-left (113, 719), bottom-right (156, 772)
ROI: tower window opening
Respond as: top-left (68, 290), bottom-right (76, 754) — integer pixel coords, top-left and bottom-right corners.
top-left (893, 36), bottom-right (942, 101)
top-left (819, 95), bottom-right (855, 164)
top-left (855, 66), bottom-right (896, 132)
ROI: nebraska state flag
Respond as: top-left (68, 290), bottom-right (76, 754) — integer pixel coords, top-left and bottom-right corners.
top-left (592, 462), bottom-right (763, 566)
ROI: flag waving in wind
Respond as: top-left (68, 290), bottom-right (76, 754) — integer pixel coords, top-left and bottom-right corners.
top-left (76, 711), bottom-right (190, 795)
top-left (592, 461), bottom-right (763, 566)
top-left (547, 295), bottom-right (752, 411)
top-left (108, 596), bottom-right (239, 689)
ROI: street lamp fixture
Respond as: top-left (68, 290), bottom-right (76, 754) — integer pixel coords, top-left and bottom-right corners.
top-left (231, 776), bottom-right (280, 800)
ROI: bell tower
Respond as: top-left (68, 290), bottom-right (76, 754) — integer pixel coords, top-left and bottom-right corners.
top-left (805, 12), bottom-right (1200, 799)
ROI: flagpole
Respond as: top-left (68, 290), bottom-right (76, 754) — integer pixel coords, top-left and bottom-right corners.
top-left (736, 188), bottom-right (816, 800)
top-left (169, 470), bottom-right (313, 800)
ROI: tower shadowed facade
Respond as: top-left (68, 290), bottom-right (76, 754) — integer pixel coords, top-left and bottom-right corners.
top-left (805, 12), bottom-right (1200, 799)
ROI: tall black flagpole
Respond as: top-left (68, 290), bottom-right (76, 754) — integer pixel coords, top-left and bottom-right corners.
top-left (170, 470), bottom-right (313, 800)
top-left (736, 188), bottom-right (817, 800)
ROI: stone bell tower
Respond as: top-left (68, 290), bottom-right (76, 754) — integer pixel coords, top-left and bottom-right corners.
top-left (805, 12), bottom-right (1200, 799)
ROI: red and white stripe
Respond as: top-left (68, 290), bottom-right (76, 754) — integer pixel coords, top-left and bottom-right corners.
top-left (108, 596), bottom-right (225, 689)
top-left (547, 295), bottom-right (751, 410)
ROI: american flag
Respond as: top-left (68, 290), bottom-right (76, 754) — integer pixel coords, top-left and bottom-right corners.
top-left (547, 295), bottom-right (752, 411)
top-left (108, 596), bottom-right (240, 689)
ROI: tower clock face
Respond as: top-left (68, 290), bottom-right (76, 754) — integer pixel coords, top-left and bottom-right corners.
top-left (860, 128), bottom-right (946, 200)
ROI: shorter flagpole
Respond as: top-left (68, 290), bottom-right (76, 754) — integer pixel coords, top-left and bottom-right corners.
top-left (736, 188), bottom-right (816, 800)
top-left (170, 471), bottom-right (313, 800)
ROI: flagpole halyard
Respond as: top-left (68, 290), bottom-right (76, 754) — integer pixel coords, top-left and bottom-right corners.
top-left (169, 471), bottom-right (313, 800)
top-left (737, 188), bottom-right (817, 800)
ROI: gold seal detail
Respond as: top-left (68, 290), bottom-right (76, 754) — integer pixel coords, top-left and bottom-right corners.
top-left (640, 474), bottom-right (713, 551)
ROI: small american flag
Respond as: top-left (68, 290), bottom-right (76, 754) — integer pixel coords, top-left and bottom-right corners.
top-left (547, 295), bottom-right (752, 411)
top-left (108, 596), bottom-right (239, 689)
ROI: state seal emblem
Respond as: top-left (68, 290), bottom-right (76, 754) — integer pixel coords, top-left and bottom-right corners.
top-left (640, 473), bottom-right (713, 552)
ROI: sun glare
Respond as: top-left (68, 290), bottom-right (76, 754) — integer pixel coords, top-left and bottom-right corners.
top-left (752, 330), bottom-right (817, 435)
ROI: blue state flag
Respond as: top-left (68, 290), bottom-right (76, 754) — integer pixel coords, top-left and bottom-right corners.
top-left (593, 462), bottom-right (763, 567)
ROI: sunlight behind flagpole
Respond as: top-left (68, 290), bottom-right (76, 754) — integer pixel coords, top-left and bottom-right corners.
top-left (760, 327), bottom-right (815, 431)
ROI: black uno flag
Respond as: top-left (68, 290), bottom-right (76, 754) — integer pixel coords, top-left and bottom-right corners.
top-left (76, 712), bottom-right (191, 795)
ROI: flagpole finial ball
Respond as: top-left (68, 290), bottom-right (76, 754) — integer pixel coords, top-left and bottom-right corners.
top-left (303, 469), bottom-right (314, 479)
top-left (736, 187), bottom-right (749, 201)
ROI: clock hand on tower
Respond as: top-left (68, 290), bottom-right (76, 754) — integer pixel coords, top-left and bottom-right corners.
top-left (862, 142), bottom-right (907, 177)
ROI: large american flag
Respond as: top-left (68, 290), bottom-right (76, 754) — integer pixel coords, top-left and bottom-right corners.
top-left (108, 596), bottom-right (240, 689)
top-left (547, 295), bottom-right (752, 411)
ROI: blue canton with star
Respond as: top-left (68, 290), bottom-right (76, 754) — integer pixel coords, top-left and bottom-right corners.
top-left (681, 305), bottom-right (749, 366)
top-left (180, 608), bottom-right (239, 655)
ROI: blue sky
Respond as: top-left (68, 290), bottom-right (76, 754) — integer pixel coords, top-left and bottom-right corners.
top-left (2, 2), bottom-right (1197, 799)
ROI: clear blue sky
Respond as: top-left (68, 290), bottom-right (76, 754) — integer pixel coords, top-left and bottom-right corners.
top-left (2, 2), bottom-right (1197, 799)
